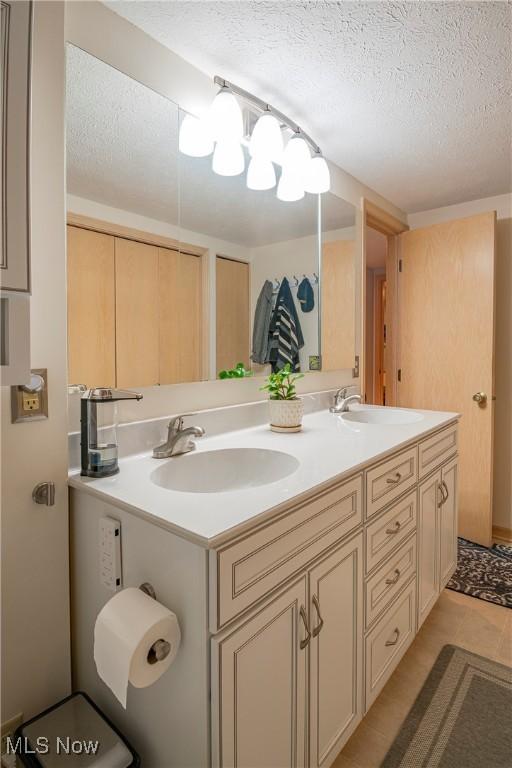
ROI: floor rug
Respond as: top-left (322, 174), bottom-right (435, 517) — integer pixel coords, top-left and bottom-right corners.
top-left (381, 645), bottom-right (512, 768)
top-left (446, 537), bottom-right (512, 608)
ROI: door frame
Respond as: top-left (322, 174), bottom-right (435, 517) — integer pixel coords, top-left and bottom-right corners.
top-left (361, 200), bottom-right (408, 405)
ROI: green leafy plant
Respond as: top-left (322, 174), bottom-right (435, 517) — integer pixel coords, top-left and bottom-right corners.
top-left (260, 364), bottom-right (304, 400)
top-left (218, 362), bottom-right (253, 380)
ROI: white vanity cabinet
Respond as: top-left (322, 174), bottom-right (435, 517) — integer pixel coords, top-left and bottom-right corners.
top-left (211, 533), bottom-right (363, 768)
top-left (69, 414), bottom-right (459, 768)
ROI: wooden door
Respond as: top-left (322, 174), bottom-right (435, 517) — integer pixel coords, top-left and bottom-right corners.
top-left (398, 213), bottom-right (495, 546)
top-left (418, 471), bottom-right (441, 628)
top-left (321, 240), bottom-right (355, 371)
top-left (309, 534), bottom-right (363, 768)
top-left (212, 577), bottom-right (307, 768)
top-left (67, 226), bottom-right (115, 387)
top-left (216, 256), bottom-right (250, 375)
top-left (159, 248), bottom-right (203, 384)
top-left (115, 237), bottom-right (159, 387)
top-left (439, 458), bottom-right (459, 589)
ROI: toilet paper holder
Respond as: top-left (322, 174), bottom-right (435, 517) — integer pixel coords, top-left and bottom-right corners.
top-left (139, 582), bottom-right (172, 664)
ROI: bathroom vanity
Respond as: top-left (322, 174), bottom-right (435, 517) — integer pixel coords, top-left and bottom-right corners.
top-left (69, 404), bottom-right (459, 768)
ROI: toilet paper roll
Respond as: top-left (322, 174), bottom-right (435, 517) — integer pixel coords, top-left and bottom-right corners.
top-left (94, 587), bottom-right (181, 708)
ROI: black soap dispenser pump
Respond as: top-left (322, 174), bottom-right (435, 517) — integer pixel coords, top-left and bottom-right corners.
top-left (80, 388), bottom-right (143, 478)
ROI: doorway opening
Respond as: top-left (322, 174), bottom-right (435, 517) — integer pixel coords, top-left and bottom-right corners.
top-left (365, 227), bottom-right (387, 405)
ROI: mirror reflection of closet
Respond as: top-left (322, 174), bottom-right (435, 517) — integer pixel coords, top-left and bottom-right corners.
top-left (65, 45), bottom-right (357, 390)
top-left (320, 194), bottom-right (357, 371)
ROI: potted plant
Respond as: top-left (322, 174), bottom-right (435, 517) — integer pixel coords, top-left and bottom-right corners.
top-left (261, 364), bottom-right (304, 432)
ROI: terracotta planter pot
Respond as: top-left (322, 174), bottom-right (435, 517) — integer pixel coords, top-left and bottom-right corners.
top-left (268, 397), bottom-right (303, 432)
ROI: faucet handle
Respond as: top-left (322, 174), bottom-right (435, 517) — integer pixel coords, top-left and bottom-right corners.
top-left (335, 385), bottom-right (356, 400)
top-left (168, 416), bottom-right (184, 434)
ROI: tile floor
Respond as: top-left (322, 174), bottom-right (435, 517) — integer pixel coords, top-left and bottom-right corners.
top-left (333, 588), bottom-right (512, 768)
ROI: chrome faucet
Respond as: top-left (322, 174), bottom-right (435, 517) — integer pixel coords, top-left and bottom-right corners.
top-left (152, 416), bottom-right (205, 458)
top-left (330, 387), bottom-right (362, 414)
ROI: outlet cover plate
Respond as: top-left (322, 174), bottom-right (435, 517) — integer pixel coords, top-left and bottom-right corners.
top-left (11, 368), bottom-right (48, 423)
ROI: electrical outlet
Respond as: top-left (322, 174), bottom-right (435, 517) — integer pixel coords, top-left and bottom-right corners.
top-left (22, 392), bottom-right (39, 411)
top-left (11, 368), bottom-right (48, 423)
top-left (1, 713), bottom-right (23, 756)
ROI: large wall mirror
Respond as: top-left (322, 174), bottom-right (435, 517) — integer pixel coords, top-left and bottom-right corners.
top-left (65, 45), bottom-right (357, 390)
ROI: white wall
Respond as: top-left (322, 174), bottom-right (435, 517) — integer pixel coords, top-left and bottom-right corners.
top-left (407, 193), bottom-right (512, 533)
top-left (250, 226), bottom-right (356, 373)
top-left (1, 2), bottom-right (70, 722)
top-left (250, 234), bottom-right (320, 372)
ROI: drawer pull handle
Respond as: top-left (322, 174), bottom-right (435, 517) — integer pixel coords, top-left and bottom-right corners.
top-left (312, 594), bottom-right (324, 637)
top-left (385, 569), bottom-right (401, 586)
top-left (299, 605), bottom-right (311, 650)
top-left (442, 480), bottom-right (449, 503)
top-left (386, 521), bottom-right (402, 535)
top-left (385, 627), bottom-right (400, 647)
top-left (386, 471), bottom-right (402, 485)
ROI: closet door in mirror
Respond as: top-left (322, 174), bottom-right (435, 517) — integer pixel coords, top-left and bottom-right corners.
top-left (216, 256), bottom-right (250, 376)
top-left (67, 226), bottom-right (115, 388)
top-left (159, 247), bottom-right (204, 384)
top-left (115, 237), bottom-right (159, 388)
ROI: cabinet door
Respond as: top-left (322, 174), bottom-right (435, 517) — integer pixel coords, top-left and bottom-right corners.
top-left (417, 472), bottom-right (441, 628)
top-left (309, 534), bottom-right (363, 768)
top-left (212, 577), bottom-right (307, 768)
top-left (439, 458), bottom-right (458, 589)
top-left (115, 237), bottom-right (159, 387)
top-left (67, 226), bottom-right (116, 387)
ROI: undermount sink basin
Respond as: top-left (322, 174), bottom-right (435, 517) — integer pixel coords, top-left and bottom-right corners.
top-left (150, 448), bottom-right (300, 494)
top-left (341, 408), bottom-right (424, 425)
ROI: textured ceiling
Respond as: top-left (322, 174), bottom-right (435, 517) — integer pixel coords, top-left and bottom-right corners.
top-left (105, 0), bottom-right (512, 212)
top-left (66, 45), bottom-right (354, 247)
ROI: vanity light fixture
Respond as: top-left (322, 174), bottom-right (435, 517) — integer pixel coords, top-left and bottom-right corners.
top-left (178, 76), bottom-right (331, 198)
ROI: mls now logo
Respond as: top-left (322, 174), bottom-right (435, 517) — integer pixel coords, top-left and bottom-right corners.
top-left (6, 735), bottom-right (100, 756)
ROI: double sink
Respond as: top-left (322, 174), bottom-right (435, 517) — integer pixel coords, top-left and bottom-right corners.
top-left (150, 407), bottom-right (423, 494)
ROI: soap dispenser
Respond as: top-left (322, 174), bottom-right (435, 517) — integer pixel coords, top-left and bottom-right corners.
top-left (80, 388), bottom-right (143, 478)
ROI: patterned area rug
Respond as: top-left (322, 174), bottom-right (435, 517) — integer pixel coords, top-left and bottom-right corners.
top-left (447, 537), bottom-right (512, 608)
top-left (381, 645), bottom-right (512, 768)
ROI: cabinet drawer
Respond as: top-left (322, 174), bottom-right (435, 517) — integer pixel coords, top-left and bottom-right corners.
top-left (365, 447), bottom-right (417, 518)
top-left (365, 580), bottom-right (416, 711)
top-left (365, 490), bottom-right (417, 573)
top-left (419, 424), bottom-right (457, 479)
top-left (365, 535), bottom-right (416, 629)
top-left (210, 475), bottom-right (363, 631)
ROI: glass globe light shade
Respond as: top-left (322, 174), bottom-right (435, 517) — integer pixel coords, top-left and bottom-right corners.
top-left (249, 112), bottom-right (283, 163)
top-left (247, 157), bottom-right (276, 190)
top-left (178, 113), bottom-right (214, 157)
top-left (276, 171), bottom-right (304, 202)
top-left (212, 139), bottom-right (245, 176)
top-left (304, 153), bottom-right (331, 193)
top-left (209, 86), bottom-right (243, 142)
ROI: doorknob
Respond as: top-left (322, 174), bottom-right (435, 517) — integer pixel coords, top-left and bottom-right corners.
top-left (472, 392), bottom-right (488, 407)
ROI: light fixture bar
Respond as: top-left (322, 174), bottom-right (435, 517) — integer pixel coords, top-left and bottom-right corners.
top-left (213, 75), bottom-right (322, 155)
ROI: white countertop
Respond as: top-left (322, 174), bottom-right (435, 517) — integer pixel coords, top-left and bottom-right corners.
top-left (68, 406), bottom-right (458, 548)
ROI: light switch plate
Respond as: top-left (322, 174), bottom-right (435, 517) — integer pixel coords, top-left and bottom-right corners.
top-left (11, 368), bottom-right (48, 423)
